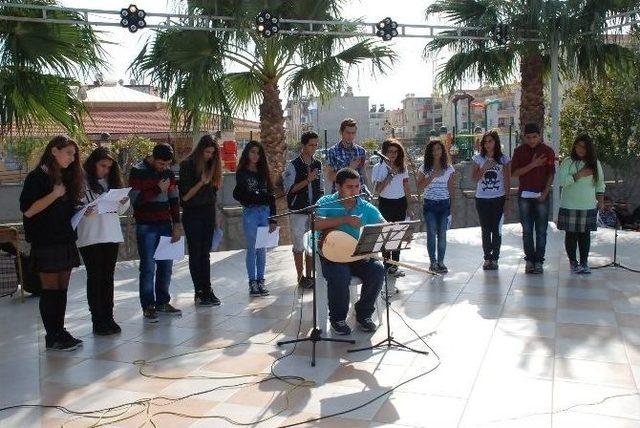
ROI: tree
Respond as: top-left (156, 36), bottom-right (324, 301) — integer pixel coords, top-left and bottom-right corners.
top-left (424, 0), bottom-right (637, 133)
top-left (10, 137), bottom-right (47, 170)
top-left (131, 0), bottom-right (396, 185)
top-left (0, 0), bottom-right (105, 135)
top-left (560, 33), bottom-right (640, 199)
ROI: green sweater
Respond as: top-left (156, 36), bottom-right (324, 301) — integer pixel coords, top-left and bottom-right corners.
top-left (557, 158), bottom-right (605, 210)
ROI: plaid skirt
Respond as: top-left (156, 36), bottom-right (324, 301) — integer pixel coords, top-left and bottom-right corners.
top-left (30, 242), bottom-right (80, 273)
top-left (557, 208), bottom-right (598, 232)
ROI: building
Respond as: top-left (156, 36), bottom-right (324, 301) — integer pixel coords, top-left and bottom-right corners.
top-left (306, 88), bottom-right (371, 145)
top-left (401, 94), bottom-right (443, 140)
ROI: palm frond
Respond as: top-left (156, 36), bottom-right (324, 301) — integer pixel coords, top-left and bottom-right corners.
top-left (0, 68), bottom-right (85, 134)
top-left (436, 47), bottom-right (517, 92)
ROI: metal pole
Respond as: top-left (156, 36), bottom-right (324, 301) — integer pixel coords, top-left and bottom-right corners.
top-left (550, 38), bottom-right (561, 221)
top-left (467, 99), bottom-right (471, 133)
top-left (484, 105), bottom-right (488, 131)
top-left (509, 120), bottom-right (513, 157)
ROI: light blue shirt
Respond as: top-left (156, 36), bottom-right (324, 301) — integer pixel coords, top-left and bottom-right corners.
top-left (316, 192), bottom-right (385, 240)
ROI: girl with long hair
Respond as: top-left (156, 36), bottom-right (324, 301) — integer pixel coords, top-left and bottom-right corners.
top-left (20, 135), bottom-right (84, 351)
top-left (178, 134), bottom-right (223, 306)
top-left (233, 141), bottom-right (277, 296)
top-left (557, 134), bottom-right (605, 274)
top-left (372, 138), bottom-right (411, 277)
top-left (471, 131), bottom-right (511, 270)
top-left (77, 147), bottom-right (130, 335)
top-left (416, 139), bottom-right (457, 273)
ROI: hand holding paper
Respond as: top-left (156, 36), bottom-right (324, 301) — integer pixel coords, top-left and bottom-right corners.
top-left (154, 236), bottom-right (185, 260)
top-left (255, 226), bottom-right (280, 249)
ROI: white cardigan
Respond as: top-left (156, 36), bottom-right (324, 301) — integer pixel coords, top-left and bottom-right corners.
top-left (76, 179), bottom-right (130, 248)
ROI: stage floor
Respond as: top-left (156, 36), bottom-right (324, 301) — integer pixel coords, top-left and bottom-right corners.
top-left (2, 224), bottom-right (640, 427)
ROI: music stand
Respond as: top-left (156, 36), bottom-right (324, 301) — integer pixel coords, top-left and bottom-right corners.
top-left (347, 221), bottom-right (429, 355)
top-left (592, 221), bottom-right (639, 273)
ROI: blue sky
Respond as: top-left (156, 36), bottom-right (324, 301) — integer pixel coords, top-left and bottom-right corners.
top-left (60, 0), bottom-right (453, 116)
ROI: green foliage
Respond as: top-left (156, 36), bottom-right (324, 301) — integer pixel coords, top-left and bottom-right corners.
top-left (109, 136), bottom-right (156, 176)
top-left (9, 136), bottom-right (47, 169)
top-left (0, 0), bottom-right (105, 134)
top-left (360, 138), bottom-right (380, 152)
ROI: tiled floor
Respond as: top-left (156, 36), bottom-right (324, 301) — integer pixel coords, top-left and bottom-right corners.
top-left (1, 224), bottom-right (640, 427)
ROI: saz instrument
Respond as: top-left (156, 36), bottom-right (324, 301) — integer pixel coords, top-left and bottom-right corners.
top-left (320, 230), bottom-right (436, 275)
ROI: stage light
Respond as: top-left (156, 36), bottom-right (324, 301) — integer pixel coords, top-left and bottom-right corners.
top-left (376, 17), bottom-right (398, 41)
top-left (256, 10), bottom-right (279, 38)
top-left (120, 4), bottom-right (146, 33)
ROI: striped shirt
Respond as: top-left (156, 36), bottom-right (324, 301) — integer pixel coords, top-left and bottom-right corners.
top-left (419, 164), bottom-right (455, 200)
top-left (129, 159), bottom-right (180, 225)
top-left (326, 141), bottom-right (367, 190)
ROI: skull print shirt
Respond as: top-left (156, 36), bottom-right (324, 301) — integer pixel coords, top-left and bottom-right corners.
top-left (472, 154), bottom-right (510, 198)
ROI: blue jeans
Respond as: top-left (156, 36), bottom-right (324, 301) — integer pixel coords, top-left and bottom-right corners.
top-left (319, 257), bottom-right (384, 322)
top-left (423, 199), bottom-right (450, 264)
top-left (242, 206), bottom-right (269, 282)
top-left (518, 197), bottom-right (550, 263)
top-left (136, 223), bottom-right (173, 309)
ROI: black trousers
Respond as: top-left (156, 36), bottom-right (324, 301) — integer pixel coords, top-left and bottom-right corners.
top-left (476, 197), bottom-right (505, 261)
top-left (565, 231), bottom-right (591, 265)
top-left (79, 243), bottom-right (119, 324)
top-left (378, 196), bottom-right (408, 266)
top-left (183, 207), bottom-right (216, 294)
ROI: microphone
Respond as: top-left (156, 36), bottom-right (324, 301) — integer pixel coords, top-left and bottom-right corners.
top-left (373, 150), bottom-right (391, 163)
top-left (359, 188), bottom-right (373, 201)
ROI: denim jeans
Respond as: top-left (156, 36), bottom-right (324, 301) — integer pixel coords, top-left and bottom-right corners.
top-left (136, 223), bottom-right (173, 309)
top-left (518, 197), bottom-right (550, 263)
top-left (476, 197), bottom-right (505, 261)
top-left (183, 207), bottom-right (215, 294)
top-left (319, 257), bottom-right (384, 322)
top-left (242, 205), bottom-right (269, 282)
top-left (423, 199), bottom-right (450, 264)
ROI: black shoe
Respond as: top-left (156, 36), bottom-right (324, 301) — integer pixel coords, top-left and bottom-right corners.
top-left (357, 317), bottom-right (378, 332)
top-left (257, 279), bottom-right (270, 296)
top-left (483, 260), bottom-right (491, 270)
top-left (437, 263), bottom-right (449, 274)
top-left (533, 262), bottom-right (544, 274)
top-left (46, 333), bottom-right (79, 352)
top-left (156, 303), bottom-right (182, 316)
top-left (490, 260), bottom-right (499, 270)
top-left (209, 292), bottom-right (221, 306)
top-left (195, 293), bottom-right (215, 307)
top-left (249, 281), bottom-right (261, 297)
top-left (143, 306), bottom-right (159, 323)
top-left (59, 330), bottom-right (82, 347)
top-left (107, 318), bottom-right (121, 334)
top-left (330, 320), bottom-right (352, 335)
top-left (92, 322), bottom-right (112, 336)
top-left (387, 265), bottom-right (398, 275)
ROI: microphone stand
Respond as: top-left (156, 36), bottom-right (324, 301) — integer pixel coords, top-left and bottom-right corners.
top-left (272, 193), bottom-right (367, 367)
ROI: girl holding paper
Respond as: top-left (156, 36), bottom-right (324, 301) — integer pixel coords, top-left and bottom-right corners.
top-left (416, 139), bottom-right (457, 273)
top-left (233, 141), bottom-right (277, 297)
top-left (472, 131), bottom-right (511, 270)
top-left (557, 134), bottom-right (605, 274)
top-left (178, 134), bottom-right (222, 307)
top-left (77, 147), bottom-right (130, 335)
top-left (20, 135), bottom-right (84, 351)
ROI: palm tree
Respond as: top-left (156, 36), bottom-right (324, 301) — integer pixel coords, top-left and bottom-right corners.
top-left (131, 0), bottom-right (396, 184)
top-left (0, 0), bottom-right (105, 135)
top-left (424, 0), bottom-right (637, 133)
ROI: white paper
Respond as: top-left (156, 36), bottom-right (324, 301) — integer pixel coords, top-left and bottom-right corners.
top-left (498, 214), bottom-right (504, 236)
top-left (447, 215), bottom-right (452, 230)
top-left (100, 187), bottom-right (132, 202)
top-left (521, 191), bottom-right (541, 199)
top-left (255, 226), bottom-right (280, 249)
top-left (153, 236), bottom-right (185, 260)
top-left (96, 199), bottom-right (120, 214)
top-left (71, 205), bottom-right (90, 230)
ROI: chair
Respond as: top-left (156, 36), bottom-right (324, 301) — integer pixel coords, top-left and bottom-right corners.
top-left (0, 226), bottom-right (25, 302)
top-left (304, 231), bottom-right (382, 333)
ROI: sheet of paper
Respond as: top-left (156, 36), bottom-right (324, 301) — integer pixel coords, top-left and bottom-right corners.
top-left (255, 226), bottom-right (280, 249)
top-left (521, 191), bottom-right (541, 199)
top-left (71, 205), bottom-right (90, 230)
top-left (153, 236), bottom-right (185, 260)
top-left (498, 214), bottom-right (504, 236)
top-left (447, 215), bottom-right (452, 230)
top-left (100, 187), bottom-right (132, 202)
top-left (96, 199), bottom-right (120, 214)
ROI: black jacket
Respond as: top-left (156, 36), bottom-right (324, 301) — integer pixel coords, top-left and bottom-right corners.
top-left (178, 158), bottom-right (217, 211)
top-left (233, 169), bottom-right (277, 223)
